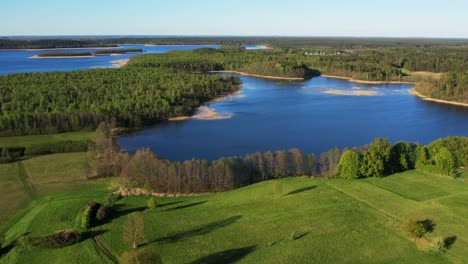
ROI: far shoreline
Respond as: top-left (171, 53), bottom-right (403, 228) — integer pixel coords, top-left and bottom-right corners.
top-left (209, 70), bottom-right (304, 81)
top-left (320, 74), bottom-right (416, 85)
top-left (409, 89), bottom-right (468, 108)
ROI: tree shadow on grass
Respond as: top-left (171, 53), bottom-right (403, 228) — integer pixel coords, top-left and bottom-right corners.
top-left (444, 235), bottom-right (457, 249)
top-left (157, 201), bottom-right (185, 208)
top-left (283, 186), bottom-right (316, 197)
top-left (164, 201), bottom-right (207, 211)
top-left (0, 242), bottom-right (16, 258)
top-left (81, 230), bottom-right (108, 241)
top-left (98, 205), bottom-right (147, 226)
top-left (146, 215), bottom-right (242, 245)
top-left (190, 246), bottom-right (256, 264)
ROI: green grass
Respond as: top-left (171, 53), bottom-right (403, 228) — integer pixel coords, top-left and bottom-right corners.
top-left (0, 152), bottom-right (95, 231)
top-left (0, 131), bottom-right (95, 148)
top-left (2, 170), bottom-right (466, 264)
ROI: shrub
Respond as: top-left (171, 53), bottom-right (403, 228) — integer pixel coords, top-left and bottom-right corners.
top-left (0, 146), bottom-right (12, 164)
top-left (96, 205), bottom-right (109, 222)
top-left (81, 207), bottom-right (92, 229)
top-left (432, 237), bottom-right (446, 251)
top-left (147, 197), bottom-right (157, 210)
top-left (81, 201), bottom-right (102, 228)
top-left (403, 219), bottom-right (431, 238)
top-left (338, 150), bottom-right (361, 179)
top-left (18, 230), bottom-right (81, 248)
top-left (105, 193), bottom-right (122, 206)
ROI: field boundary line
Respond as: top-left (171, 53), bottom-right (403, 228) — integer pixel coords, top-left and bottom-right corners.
top-left (325, 182), bottom-right (401, 222)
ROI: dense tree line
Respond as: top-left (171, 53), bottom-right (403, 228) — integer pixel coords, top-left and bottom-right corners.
top-left (0, 68), bottom-right (240, 136)
top-left (36, 49), bottom-right (143, 58)
top-left (99, 134), bottom-right (466, 194)
top-left (2, 37), bottom-right (468, 49)
top-left (128, 47), bottom-right (319, 79)
top-left (415, 71), bottom-right (468, 104)
top-left (0, 39), bottom-right (116, 49)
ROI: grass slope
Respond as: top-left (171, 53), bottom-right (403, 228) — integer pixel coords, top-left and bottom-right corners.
top-left (2, 170), bottom-right (466, 263)
top-left (0, 152), bottom-right (93, 230)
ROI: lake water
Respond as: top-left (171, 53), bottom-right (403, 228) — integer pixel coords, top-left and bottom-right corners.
top-left (1, 45), bottom-right (467, 161)
top-left (0, 44), bottom-right (226, 75)
top-left (117, 75), bottom-right (468, 161)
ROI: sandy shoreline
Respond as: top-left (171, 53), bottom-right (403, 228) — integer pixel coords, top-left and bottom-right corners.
top-left (409, 89), bottom-right (468, 107)
top-left (111, 59), bottom-right (130, 68)
top-left (324, 90), bottom-right (378, 96)
top-left (321, 74), bottom-right (416, 85)
top-left (209, 70), bottom-right (304, 81)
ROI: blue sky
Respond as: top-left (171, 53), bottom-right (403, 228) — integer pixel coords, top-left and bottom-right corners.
top-left (2, 0), bottom-right (468, 37)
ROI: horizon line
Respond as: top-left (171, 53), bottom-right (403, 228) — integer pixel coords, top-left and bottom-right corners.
top-left (2, 34), bottom-right (468, 40)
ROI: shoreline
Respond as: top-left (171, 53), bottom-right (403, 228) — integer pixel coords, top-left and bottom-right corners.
top-left (409, 89), bottom-right (468, 108)
top-left (111, 59), bottom-right (130, 68)
top-left (29, 55), bottom-right (95, 59)
top-left (209, 70), bottom-right (304, 81)
top-left (321, 74), bottom-right (416, 85)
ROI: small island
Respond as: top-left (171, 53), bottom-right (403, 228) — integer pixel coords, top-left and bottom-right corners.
top-left (31, 48), bottom-right (143, 59)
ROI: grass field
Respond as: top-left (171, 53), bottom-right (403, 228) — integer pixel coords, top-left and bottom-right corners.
top-left (0, 152), bottom-right (95, 231)
top-left (1, 170), bottom-right (466, 263)
top-left (0, 131), bottom-right (95, 147)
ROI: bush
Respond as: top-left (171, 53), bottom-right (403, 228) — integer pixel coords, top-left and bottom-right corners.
top-left (96, 205), bottom-right (109, 222)
top-left (432, 237), bottom-right (446, 251)
top-left (403, 219), bottom-right (431, 238)
top-left (81, 207), bottom-right (92, 229)
top-left (18, 230), bottom-right (81, 248)
top-left (338, 150), bottom-right (361, 179)
top-left (0, 146), bottom-right (13, 164)
top-left (105, 193), bottom-right (122, 206)
top-left (81, 202), bottom-right (102, 228)
top-left (147, 197), bottom-right (157, 210)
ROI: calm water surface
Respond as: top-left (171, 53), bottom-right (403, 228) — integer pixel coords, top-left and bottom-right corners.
top-left (117, 75), bottom-right (468, 160)
top-left (1, 45), bottom-right (467, 160)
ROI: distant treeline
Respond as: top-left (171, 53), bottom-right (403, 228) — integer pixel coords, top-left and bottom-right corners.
top-left (0, 39), bottom-right (116, 49)
top-left (97, 135), bottom-right (467, 194)
top-left (2, 37), bottom-right (468, 49)
top-left (0, 68), bottom-right (240, 136)
top-left (415, 71), bottom-right (468, 104)
top-left (36, 48), bottom-right (143, 57)
top-left (36, 52), bottom-right (93, 57)
top-left (129, 47), bottom-right (404, 81)
top-left (128, 47), bottom-right (319, 79)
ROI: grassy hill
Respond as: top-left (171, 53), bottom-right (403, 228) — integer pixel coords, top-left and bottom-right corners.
top-left (1, 170), bottom-right (466, 263)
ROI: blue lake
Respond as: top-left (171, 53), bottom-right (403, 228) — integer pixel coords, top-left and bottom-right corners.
top-left (1, 45), bottom-right (467, 161)
top-left (0, 44), bottom-right (223, 75)
top-left (117, 75), bottom-right (468, 161)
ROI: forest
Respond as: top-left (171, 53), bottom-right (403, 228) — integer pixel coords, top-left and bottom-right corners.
top-left (0, 68), bottom-right (240, 136)
top-left (128, 47), bottom-right (319, 79)
top-left (2, 37), bottom-right (468, 49)
top-left (2, 46), bottom-right (467, 137)
top-left (36, 48), bottom-right (143, 57)
top-left (415, 71), bottom-right (468, 104)
top-left (93, 126), bottom-right (467, 194)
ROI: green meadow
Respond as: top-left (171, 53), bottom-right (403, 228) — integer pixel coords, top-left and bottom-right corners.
top-left (1, 168), bottom-right (466, 263)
